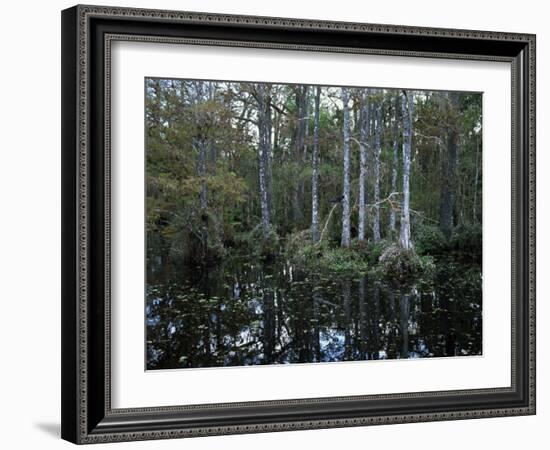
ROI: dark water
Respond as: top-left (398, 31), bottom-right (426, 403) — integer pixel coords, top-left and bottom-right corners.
top-left (146, 256), bottom-right (482, 370)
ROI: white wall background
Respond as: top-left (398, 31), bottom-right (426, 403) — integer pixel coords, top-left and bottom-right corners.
top-left (0, 0), bottom-right (545, 448)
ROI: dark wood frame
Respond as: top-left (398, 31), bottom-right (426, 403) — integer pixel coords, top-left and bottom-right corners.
top-left (61, 4), bottom-right (536, 444)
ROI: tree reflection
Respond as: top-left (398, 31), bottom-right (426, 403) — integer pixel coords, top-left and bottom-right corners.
top-left (146, 256), bottom-right (482, 369)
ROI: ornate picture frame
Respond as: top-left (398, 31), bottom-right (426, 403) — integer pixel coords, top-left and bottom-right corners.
top-left (61, 4), bottom-right (535, 444)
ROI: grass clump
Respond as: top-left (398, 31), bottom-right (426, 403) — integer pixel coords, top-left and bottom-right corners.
top-left (355, 239), bottom-right (392, 265)
top-left (316, 247), bottom-right (369, 274)
top-left (284, 231), bottom-right (369, 275)
top-left (378, 244), bottom-right (434, 282)
top-left (283, 230), bottom-right (440, 281)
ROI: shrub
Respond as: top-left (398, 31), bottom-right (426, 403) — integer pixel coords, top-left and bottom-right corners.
top-left (316, 247), bottom-right (369, 274)
top-left (284, 229), bottom-right (327, 267)
top-left (237, 224), bottom-right (280, 258)
top-left (284, 231), bottom-right (369, 275)
top-left (284, 229), bottom-right (316, 257)
top-left (258, 228), bottom-right (280, 258)
top-left (414, 224), bottom-right (447, 255)
top-left (165, 218), bottom-right (227, 265)
top-left (356, 239), bottom-right (392, 265)
top-left (378, 244), bottom-right (432, 282)
top-left (418, 254), bottom-right (436, 279)
top-left (450, 223), bottom-right (482, 259)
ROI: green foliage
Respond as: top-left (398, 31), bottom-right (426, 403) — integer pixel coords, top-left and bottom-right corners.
top-left (356, 239), bottom-right (392, 265)
top-left (284, 230), bottom-right (319, 260)
top-left (281, 227), bottom-right (444, 283)
top-left (450, 223), bottom-right (482, 260)
top-left (158, 209), bottom-right (227, 264)
top-left (414, 224), bottom-right (447, 255)
top-left (316, 247), bottom-right (370, 274)
top-left (454, 264), bottom-right (482, 294)
top-left (145, 79), bottom-right (483, 276)
top-left (237, 224), bottom-right (280, 258)
top-left (284, 230), bottom-right (369, 275)
top-left (418, 254), bottom-right (436, 279)
top-left (284, 234), bottom-right (436, 282)
top-left (378, 244), bottom-right (434, 282)
top-left (258, 228), bottom-right (281, 258)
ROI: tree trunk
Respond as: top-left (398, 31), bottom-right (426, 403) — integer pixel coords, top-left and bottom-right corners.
top-left (291, 86), bottom-right (309, 225)
top-left (341, 87), bottom-right (351, 248)
top-left (303, 87), bottom-right (310, 161)
top-left (266, 90), bottom-right (274, 217)
top-left (399, 90), bottom-right (413, 250)
top-left (192, 82), bottom-right (208, 213)
top-left (311, 86), bottom-right (322, 243)
top-left (473, 133), bottom-right (480, 223)
top-left (439, 92), bottom-right (459, 240)
top-left (207, 83), bottom-right (218, 175)
top-left (358, 89), bottom-right (369, 242)
top-left (197, 139), bottom-right (208, 210)
top-left (294, 86), bottom-right (308, 157)
top-left (192, 82), bottom-right (209, 255)
top-left (373, 98), bottom-right (382, 242)
top-left (151, 79), bottom-right (162, 129)
top-left (257, 83), bottom-right (272, 241)
top-left (389, 94), bottom-right (400, 234)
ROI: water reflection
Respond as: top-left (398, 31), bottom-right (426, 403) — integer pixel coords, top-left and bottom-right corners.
top-left (146, 257), bottom-right (482, 369)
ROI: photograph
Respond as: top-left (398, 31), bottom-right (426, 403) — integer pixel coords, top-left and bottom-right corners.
top-left (145, 79), bottom-right (483, 370)
top-left (55, 3), bottom-right (536, 445)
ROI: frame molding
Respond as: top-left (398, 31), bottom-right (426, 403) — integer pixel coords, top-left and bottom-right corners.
top-left (61, 4), bottom-right (536, 444)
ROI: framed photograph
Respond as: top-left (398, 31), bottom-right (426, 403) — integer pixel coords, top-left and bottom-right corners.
top-left (61, 4), bottom-right (536, 444)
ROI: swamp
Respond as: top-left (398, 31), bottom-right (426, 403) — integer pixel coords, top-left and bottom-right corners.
top-left (145, 79), bottom-right (483, 370)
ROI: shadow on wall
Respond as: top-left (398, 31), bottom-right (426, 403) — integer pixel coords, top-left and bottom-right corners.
top-left (35, 422), bottom-right (60, 438)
